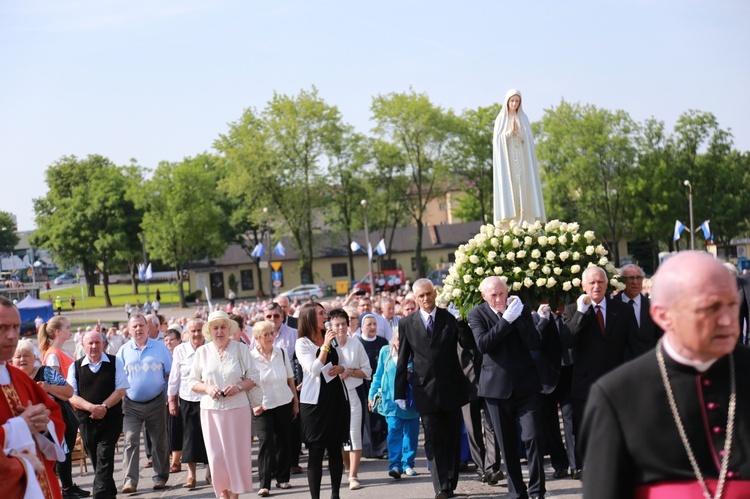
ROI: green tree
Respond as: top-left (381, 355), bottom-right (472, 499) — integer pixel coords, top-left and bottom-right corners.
top-left (535, 101), bottom-right (638, 264)
top-left (216, 87), bottom-right (345, 283)
top-left (138, 154), bottom-right (227, 307)
top-left (0, 211), bottom-right (19, 255)
top-left (448, 103), bottom-right (502, 223)
top-left (371, 89), bottom-right (456, 277)
top-left (32, 155), bottom-right (140, 305)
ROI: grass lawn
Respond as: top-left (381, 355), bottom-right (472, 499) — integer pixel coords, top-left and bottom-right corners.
top-left (42, 281), bottom-right (190, 311)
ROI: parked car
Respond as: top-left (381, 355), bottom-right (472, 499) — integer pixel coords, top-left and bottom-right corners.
top-left (54, 273), bottom-right (77, 285)
top-left (426, 268), bottom-right (450, 287)
top-left (352, 269), bottom-right (406, 295)
top-left (278, 284), bottom-right (325, 301)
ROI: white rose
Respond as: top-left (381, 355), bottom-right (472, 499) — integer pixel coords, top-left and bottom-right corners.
top-left (572, 234), bottom-right (581, 243)
top-left (507, 252), bottom-right (516, 261)
top-left (491, 237), bottom-right (500, 248)
top-left (568, 222), bottom-right (580, 233)
top-left (475, 267), bottom-right (485, 275)
top-left (572, 252), bottom-right (581, 261)
top-left (444, 276), bottom-right (455, 285)
top-left (532, 220), bottom-right (542, 230)
top-left (513, 266), bottom-right (522, 274)
top-left (469, 254), bottom-right (479, 264)
top-left (617, 282), bottom-right (626, 291)
top-left (463, 274), bottom-right (472, 284)
top-left (503, 235), bottom-right (511, 244)
top-left (452, 288), bottom-right (462, 297)
top-left (546, 250), bottom-right (556, 260)
top-left (524, 236), bottom-right (533, 246)
top-left (449, 267), bottom-right (459, 277)
top-left (487, 251), bottom-right (497, 262)
top-left (542, 266), bottom-right (551, 275)
top-left (528, 261), bottom-right (539, 270)
top-left (537, 236), bottom-right (548, 246)
top-left (585, 246), bottom-right (595, 256)
top-left (524, 277), bottom-right (534, 288)
top-left (599, 257), bottom-right (609, 266)
top-left (558, 234), bottom-right (568, 245)
top-left (512, 239), bottom-right (521, 248)
top-left (531, 249), bottom-right (542, 259)
top-left (584, 231), bottom-right (596, 243)
top-left (605, 263), bottom-right (616, 273)
top-left (443, 285), bottom-right (453, 294)
top-left (545, 220), bottom-right (560, 231)
top-left (494, 266), bottom-right (504, 275)
top-left (572, 278), bottom-right (581, 287)
top-left (500, 275), bottom-right (508, 283)
top-left (559, 251), bottom-right (570, 262)
top-left (595, 244), bottom-right (607, 255)
top-left (512, 281), bottom-right (522, 291)
top-left (536, 278), bottom-right (547, 287)
top-left (548, 236), bottom-right (557, 245)
top-left (516, 250), bottom-right (527, 259)
top-left (571, 264), bottom-right (581, 274)
top-left (560, 222), bottom-right (569, 232)
top-left (562, 281), bottom-right (572, 291)
top-left (553, 267), bottom-right (563, 275)
top-left (495, 228), bottom-right (503, 237)
top-left (610, 278), bottom-right (619, 287)
top-left (512, 227), bottom-right (522, 236)
top-left (546, 277), bottom-right (557, 288)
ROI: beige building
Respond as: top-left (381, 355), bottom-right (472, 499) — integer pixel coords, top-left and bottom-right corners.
top-left (188, 222), bottom-right (482, 300)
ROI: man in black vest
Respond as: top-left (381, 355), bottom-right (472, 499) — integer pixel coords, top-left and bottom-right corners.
top-left (68, 331), bottom-right (129, 498)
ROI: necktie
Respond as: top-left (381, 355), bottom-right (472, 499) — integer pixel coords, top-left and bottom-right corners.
top-left (426, 315), bottom-right (434, 337)
top-left (628, 299), bottom-right (640, 327)
top-left (596, 305), bottom-right (605, 335)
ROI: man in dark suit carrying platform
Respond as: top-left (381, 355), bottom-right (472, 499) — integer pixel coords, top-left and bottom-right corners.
top-left (561, 265), bottom-right (639, 475)
top-left (395, 278), bottom-right (473, 499)
top-left (468, 276), bottom-right (546, 499)
top-left (612, 264), bottom-right (663, 360)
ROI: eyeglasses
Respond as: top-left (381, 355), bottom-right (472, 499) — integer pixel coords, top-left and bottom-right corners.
top-left (624, 276), bottom-right (644, 282)
top-left (265, 314), bottom-right (281, 319)
top-left (260, 332), bottom-right (275, 337)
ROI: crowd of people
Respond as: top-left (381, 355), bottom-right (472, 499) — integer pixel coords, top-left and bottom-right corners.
top-left (2, 252), bottom-right (748, 499)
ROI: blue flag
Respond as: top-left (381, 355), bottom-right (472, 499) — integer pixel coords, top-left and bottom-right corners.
top-left (673, 220), bottom-right (687, 242)
top-left (250, 243), bottom-right (264, 258)
top-left (700, 220), bottom-right (711, 239)
top-left (274, 241), bottom-right (286, 257)
top-left (375, 238), bottom-right (387, 256)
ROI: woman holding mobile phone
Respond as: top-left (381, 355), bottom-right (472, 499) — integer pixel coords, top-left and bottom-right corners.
top-left (295, 302), bottom-right (350, 499)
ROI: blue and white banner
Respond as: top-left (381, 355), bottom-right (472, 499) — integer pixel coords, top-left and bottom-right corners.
top-left (250, 243), bottom-right (264, 258)
top-left (673, 220), bottom-right (687, 241)
top-left (350, 241), bottom-right (361, 252)
top-left (274, 241), bottom-right (286, 257)
top-left (700, 220), bottom-right (712, 239)
top-left (375, 239), bottom-right (387, 256)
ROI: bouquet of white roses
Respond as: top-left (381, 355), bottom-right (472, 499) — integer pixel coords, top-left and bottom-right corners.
top-left (438, 219), bottom-right (624, 320)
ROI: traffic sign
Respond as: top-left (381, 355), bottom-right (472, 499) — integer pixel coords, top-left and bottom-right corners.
top-left (271, 270), bottom-right (283, 282)
top-left (271, 261), bottom-right (282, 271)
top-left (273, 280), bottom-right (282, 288)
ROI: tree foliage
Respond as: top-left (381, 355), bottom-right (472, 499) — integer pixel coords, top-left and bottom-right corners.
top-left (0, 211), bottom-right (20, 255)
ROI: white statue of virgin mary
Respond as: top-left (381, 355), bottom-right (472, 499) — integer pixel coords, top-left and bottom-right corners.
top-left (492, 89), bottom-right (546, 225)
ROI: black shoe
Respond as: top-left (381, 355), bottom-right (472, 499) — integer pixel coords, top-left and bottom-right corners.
top-left (553, 468), bottom-right (569, 479)
top-left (572, 468), bottom-right (583, 480)
top-left (62, 484), bottom-right (91, 498)
top-left (484, 469), bottom-right (504, 485)
top-left (389, 467), bottom-right (401, 480)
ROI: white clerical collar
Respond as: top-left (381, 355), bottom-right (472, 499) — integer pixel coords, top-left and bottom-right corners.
top-left (663, 335), bottom-right (718, 373)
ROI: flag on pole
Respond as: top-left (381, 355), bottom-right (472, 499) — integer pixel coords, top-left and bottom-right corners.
top-left (250, 243), bottom-right (264, 258)
top-left (274, 241), bottom-right (286, 256)
top-left (375, 238), bottom-right (387, 256)
top-left (137, 263), bottom-right (146, 281)
top-left (145, 263), bottom-right (153, 280)
top-left (700, 220), bottom-right (712, 239)
top-left (350, 241), bottom-right (361, 252)
top-left (367, 242), bottom-right (373, 261)
top-left (204, 286), bottom-right (213, 312)
top-left (673, 220), bottom-right (687, 241)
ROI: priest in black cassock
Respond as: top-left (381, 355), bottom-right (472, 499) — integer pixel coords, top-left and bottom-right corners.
top-left (580, 251), bottom-right (750, 498)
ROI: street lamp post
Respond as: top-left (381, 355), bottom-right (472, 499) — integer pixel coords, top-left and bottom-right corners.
top-left (361, 200), bottom-right (374, 296)
top-left (684, 180), bottom-right (695, 250)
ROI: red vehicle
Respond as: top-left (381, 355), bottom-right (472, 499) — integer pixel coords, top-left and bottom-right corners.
top-left (353, 270), bottom-right (406, 295)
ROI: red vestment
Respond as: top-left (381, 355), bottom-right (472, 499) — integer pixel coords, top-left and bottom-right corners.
top-left (1, 364), bottom-right (64, 499)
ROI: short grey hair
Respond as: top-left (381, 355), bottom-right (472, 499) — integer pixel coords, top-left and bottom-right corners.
top-left (619, 264), bottom-right (645, 277)
top-left (582, 265), bottom-right (607, 282)
top-left (412, 278), bottom-right (433, 293)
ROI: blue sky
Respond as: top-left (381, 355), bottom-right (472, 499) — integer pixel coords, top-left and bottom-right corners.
top-left (1, 0), bottom-right (747, 231)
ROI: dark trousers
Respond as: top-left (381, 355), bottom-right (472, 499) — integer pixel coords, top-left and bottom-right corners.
top-left (421, 409), bottom-right (462, 494)
top-left (485, 393), bottom-right (546, 499)
top-left (461, 398), bottom-right (500, 474)
top-left (80, 416), bottom-right (123, 499)
top-left (540, 392), bottom-right (568, 472)
top-left (307, 442), bottom-right (344, 499)
top-left (554, 365), bottom-right (579, 470)
top-left (254, 402), bottom-right (293, 488)
top-left (572, 396), bottom-right (587, 469)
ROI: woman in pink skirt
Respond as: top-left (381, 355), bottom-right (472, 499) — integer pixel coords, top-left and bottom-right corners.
top-left (189, 310), bottom-right (262, 499)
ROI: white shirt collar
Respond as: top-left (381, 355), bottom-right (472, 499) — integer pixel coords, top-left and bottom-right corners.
top-left (82, 354), bottom-right (111, 367)
top-left (663, 334), bottom-right (718, 373)
top-left (419, 308), bottom-right (436, 323)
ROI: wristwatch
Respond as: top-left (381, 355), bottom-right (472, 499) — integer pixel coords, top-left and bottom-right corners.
top-left (236, 384), bottom-right (243, 392)
top-left (101, 402), bottom-right (108, 409)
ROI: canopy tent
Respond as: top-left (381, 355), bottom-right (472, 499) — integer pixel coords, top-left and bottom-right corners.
top-left (16, 295), bottom-right (54, 323)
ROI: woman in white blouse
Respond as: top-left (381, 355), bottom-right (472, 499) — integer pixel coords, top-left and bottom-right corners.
top-left (329, 308), bottom-right (371, 490)
top-left (250, 321), bottom-right (299, 497)
top-left (189, 311), bottom-right (261, 499)
top-left (167, 318), bottom-right (209, 489)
